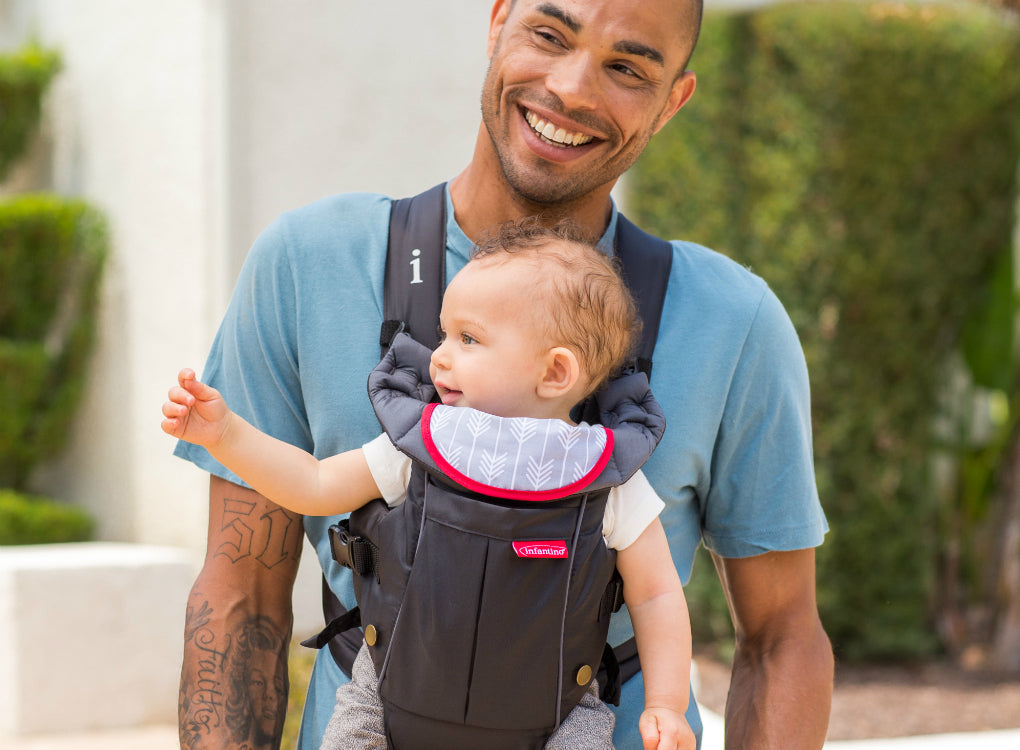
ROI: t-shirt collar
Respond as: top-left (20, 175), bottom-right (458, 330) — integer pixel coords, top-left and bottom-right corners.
top-left (444, 185), bottom-right (619, 272)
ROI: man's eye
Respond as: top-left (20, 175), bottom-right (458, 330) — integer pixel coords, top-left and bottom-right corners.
top-left (611, 62), bottom-right (641, 79)
top-left (535, 29), bottom-right (564, 48)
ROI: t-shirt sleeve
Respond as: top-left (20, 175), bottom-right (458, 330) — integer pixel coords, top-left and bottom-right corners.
top-left (603, 469), bottom-right (665, 550)
top-left (702, 288), bottom-right (828, 557)
top-left (172, 218), bottom-right (311, 488)
top-left (362, 433), bottom-right (412, 507)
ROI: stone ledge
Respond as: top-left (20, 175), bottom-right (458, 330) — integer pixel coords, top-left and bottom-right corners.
top-left (0, 543), bottom-right (196, 737)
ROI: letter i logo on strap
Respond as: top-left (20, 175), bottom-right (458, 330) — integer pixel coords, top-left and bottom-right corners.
top-left (409, 248), bottom-right (423, 285)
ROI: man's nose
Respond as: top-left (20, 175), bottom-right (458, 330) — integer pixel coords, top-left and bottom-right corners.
top-left (546, 52), bottom-right (599, 112)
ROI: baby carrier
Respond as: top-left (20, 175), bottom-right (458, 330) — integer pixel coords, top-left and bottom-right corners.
top-left (303, 183), bottom-right (674, 749)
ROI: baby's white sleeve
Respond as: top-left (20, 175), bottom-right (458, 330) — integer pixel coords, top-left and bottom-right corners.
top-left (361, 433), bottom-right (412, 507)
top-left (602, 469), bottom-right (665, 550)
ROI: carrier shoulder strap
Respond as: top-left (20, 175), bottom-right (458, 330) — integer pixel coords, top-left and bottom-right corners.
top-left (380, 181), bottom-right (447, 353)
top-left (613, 213), bottom-right (673, 377)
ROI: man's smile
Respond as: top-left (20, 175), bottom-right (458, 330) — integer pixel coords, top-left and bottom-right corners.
top-left (523, 108), bottom-right (595, 147)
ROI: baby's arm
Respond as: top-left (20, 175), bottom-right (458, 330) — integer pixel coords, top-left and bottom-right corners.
top-left (616, 517), bottom-right (695, 750)
top-left (162, 368), bottom-right (380, 516)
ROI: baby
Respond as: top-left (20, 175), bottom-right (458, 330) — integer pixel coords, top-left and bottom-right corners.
top-left (163, 219), bottom-right (694, 750)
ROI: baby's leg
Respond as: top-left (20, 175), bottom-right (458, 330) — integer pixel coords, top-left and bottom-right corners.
top-left (319, 644), bottom-right (387, 750)
top-left (544, 680), bottom-right (616, 750)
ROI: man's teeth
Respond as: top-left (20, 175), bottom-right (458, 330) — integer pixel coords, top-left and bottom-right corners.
top-left (525, 110), bottom-right (594, 147)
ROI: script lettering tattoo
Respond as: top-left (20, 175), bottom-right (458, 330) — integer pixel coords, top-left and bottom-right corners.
top-left (216, 497), bottom-right (297, 569)
top-left (181, 601), bottom-right (229, 749)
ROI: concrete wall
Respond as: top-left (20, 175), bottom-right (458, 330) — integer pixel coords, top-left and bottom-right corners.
top-left (0, 544), bottom-right (193, 736)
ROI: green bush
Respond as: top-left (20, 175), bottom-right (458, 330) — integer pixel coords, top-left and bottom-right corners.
top-left (630, 1), bottom-right (1020, 660)
top-left (0, 43), bottom-right (61, 183)
top-left (0, 487), bottom-right (95, 544)
top-left (0, 196), bottom-right (109, 489)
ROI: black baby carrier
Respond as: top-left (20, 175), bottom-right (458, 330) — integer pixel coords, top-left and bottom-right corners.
top-left (303, 183), bottom-right (674, 749)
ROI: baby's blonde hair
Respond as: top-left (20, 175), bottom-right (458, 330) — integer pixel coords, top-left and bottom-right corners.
top-left (471, 218), bottom-right (641, 395)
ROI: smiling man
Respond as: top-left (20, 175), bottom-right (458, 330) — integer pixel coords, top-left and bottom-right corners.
top-left (174, 1), bottom-right (833, 749)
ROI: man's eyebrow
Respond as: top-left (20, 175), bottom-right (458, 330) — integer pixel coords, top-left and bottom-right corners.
top-left (613, 40), bottom-right (664, 67)
top-left (535, 2), bottom-right (665, 67)
top-left (536, 2), bottom-right (580, 33)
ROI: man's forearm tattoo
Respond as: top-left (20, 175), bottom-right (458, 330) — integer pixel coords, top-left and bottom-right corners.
top-left (216, 497), bottom-right (298, 569)
top-left (182, 603), bottom-right (289, 750)
top-left (181, 600), bottom-right (227, 748)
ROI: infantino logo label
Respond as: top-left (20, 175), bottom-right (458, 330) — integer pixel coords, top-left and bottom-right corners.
top-left (513, 540), bottom-right (569, 559)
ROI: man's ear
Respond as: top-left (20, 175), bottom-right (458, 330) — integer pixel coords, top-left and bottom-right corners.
top-left (537, 347), bottom-right (581, 399)
top-left (653, 71), bottom-right (697, 135)
top-left (487, 0), bottom-right (512, 58)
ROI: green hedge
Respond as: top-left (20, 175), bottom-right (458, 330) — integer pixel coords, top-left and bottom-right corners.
top-left (0, 44), bottom-right (61, 183)
top-left (0, 196), bottom-right (109, 489)
top-left (630, 1), bottom-right (1020, 660)
top-left (0, 488), bottom-right (94, 544)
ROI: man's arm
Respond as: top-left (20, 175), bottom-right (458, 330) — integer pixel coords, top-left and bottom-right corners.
top-left (712, 548), bottom-right (833, 749)
top-left (179, 475), bottom-right (304, 750)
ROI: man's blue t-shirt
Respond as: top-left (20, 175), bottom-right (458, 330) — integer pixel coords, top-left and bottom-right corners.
top-left (175, 188), bottom-right (827, 749)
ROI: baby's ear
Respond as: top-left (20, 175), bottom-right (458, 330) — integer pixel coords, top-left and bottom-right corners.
top-left (537, 347), bottom-right (581, 399)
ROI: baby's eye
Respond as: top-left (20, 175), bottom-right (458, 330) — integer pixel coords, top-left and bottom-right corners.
top-left (436, 326), bottom-right (447, 342)
top-left (460, 332), bottom-right (476, 345)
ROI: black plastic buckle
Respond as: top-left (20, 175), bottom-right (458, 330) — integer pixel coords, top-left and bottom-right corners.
top-left (379, 319), bottom-right (407, 350)
top-left (328, 520), bottom-right (377, 578)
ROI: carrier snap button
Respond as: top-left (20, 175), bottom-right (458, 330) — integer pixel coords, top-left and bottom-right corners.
top-left (364, 624), bottom-right (378, 647)
top-left (576, 665), bottom-right (592, 686)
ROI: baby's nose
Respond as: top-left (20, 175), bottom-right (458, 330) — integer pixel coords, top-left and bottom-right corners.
top-left (430, 344), bottom-right (449, 369)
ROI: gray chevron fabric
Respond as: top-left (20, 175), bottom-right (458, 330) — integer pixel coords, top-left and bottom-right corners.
top-left (425, 405), bottom-right (609, 493)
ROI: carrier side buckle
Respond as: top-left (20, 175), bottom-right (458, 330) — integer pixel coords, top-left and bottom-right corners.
top-left (328, 520), bottom-right (378, 577)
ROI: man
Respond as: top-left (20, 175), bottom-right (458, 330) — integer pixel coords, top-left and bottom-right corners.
top-left (175, 1), bottom-right (834, 748)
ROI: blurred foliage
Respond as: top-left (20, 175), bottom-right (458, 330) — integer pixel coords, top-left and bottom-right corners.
top-left (0, 487), bottom-right (95, 544)
top-left (0, 42), bottom-right (106, 543)
top-left (631, 1), bottom-right (1020, 660)
top-left (0, 196), bottom-right (109, 489)
top-left (0, 43), bottom-right (61, 183)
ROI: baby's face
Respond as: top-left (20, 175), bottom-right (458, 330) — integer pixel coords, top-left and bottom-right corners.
top-left (429, 259), bottom-right (553, 418)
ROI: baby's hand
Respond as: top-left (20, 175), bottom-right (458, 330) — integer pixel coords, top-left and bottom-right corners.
top-left (161, 369), bottom-right (231, 448)
top-left (639, 706), bottom-right (696, 750)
